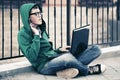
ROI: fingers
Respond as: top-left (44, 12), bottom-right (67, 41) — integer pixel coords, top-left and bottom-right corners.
top-left (30, 23), bottom-right (39, 35)
top-left (66, 46), bottom-right (71, 48)
top-left (59, 47), bottom-right (69, 53)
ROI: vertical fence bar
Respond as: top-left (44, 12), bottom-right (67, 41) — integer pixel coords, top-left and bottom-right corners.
top-left (116, 22), bottom-right (118, 42)
top-left (117, 0), bottom-right (120, 20)
top-left (67, 0), bottom-right (71, 45)
top-left (86, 0), bottom-right (88, 24)
top-left (60, 0), bottom-right (63, 47)
top-left (47, 0), bottom-right (50, 37)
top-left (54, 0), bottom-right (56, 48)
top-left (10, 0), bottom-right (13, 58)
top-left (111, 0), bottom-right (114, 41)
top-left (74, 0), bottom-right (76, 28)
top-left (80, 0), bottom-right (82, 26)
top-left (116, 0), bottom-right (119, 41)
top-left (107, 0), bottom-right (109, 43)
top-left (2, 0), bottom-right (4, 59)
top-left (0, 1), bottom-right (2, 59)
top-left (102, 0), bottom-right (104, 44)
top-left (91, 0), bottom-right (93, 45)
top-left (116, 0), bottom-right (120, 41)
top-left (97, 0), bottom-right (99, 44)
top-left (18, 0), bottom-right (21, 56)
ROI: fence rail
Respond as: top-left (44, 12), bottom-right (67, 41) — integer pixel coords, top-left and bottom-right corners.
top-left (0, 0), bottom-right (120, 60)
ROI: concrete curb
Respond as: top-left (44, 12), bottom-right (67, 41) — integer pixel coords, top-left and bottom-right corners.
top-left (0, 61), bottom-right (32, 78)
top-left (0, 45), bottom-right (120, 78)
top-left (100, 45), bottom-right (120, 59)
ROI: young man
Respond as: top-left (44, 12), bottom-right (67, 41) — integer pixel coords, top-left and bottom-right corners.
top-left (18, 3), bottom-right (106, 79)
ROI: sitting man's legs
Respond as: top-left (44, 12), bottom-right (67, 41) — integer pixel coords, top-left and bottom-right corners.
top-left (40, 53), bottom-right (88, 78)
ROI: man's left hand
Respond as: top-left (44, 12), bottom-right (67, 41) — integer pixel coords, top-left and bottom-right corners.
top-left (59, 46), bottom-right (71, 53)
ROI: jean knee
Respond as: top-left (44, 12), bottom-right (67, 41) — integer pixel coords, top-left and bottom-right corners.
top-left (61, 54), bottom-right (76, 64)
top-left (91, 45), bottom-right (101, 56)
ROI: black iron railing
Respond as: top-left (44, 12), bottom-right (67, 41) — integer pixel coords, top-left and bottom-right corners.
top-left (0, 0), bottom-right (120, 60)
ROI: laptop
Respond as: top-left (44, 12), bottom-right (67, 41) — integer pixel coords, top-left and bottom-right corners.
top-left (70, 24), bottom-right (90, 55)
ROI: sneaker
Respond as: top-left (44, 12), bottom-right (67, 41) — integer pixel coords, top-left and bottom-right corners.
top-left (88, 64), bottom-right (106, 75)
top-left (56, 68), bottom-right (79, 79)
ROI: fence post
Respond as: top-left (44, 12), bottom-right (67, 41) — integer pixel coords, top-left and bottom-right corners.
top-left (67, 0), bottom-right (71, 45)
top-left (117, 0), bottom-right (120, 20)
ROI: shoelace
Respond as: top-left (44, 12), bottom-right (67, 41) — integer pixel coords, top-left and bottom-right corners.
top-left (88, 64), bottom-right (101, 74)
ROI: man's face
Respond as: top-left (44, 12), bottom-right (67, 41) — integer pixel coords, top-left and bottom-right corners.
top-left (29, 8), bottom-right (42, 25)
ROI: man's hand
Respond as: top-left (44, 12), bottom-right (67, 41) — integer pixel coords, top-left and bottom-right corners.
top-left (30, 23), bottom-right (39, 35)
top-left (59, 46), bottom-right (71, 53)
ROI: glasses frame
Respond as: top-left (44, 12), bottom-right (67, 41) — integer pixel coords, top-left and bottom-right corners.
top-left (30, 12), bottom-right (42, 16)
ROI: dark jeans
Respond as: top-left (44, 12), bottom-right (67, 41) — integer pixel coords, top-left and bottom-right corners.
top-left (40, 45), bottom-right (101, 76)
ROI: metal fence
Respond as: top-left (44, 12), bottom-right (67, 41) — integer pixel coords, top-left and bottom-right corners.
top-left (0, 0), bottom-right (120, 60)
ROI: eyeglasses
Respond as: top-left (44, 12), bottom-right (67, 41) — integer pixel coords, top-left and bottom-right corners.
top-left (30, 12), bottom-right (42, 16)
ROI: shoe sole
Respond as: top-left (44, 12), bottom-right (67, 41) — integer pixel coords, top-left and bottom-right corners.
top-left (56, 68), bottom-right (79, 79)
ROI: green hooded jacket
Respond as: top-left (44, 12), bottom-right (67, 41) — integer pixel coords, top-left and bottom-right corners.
top-left (17, 3), bottom-right (61, 73)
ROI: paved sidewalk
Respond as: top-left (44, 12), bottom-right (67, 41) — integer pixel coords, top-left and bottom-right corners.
top-left (0, 46), bottom-right (120, 80)
top-left (1, 54), bottom-right (120, 80)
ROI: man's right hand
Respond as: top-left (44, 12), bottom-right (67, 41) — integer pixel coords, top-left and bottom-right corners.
top-left (30, 23), bottom-right (39, 35)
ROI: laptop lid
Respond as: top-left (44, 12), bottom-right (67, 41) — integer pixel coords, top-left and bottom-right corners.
top-left (70, 24), bottom-right (90, 54)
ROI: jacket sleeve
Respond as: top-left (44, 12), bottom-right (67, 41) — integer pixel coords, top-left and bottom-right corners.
top-left (18, 34), bottom-right (40, 61)
top-left (54, 47), bottom-right (61, 53)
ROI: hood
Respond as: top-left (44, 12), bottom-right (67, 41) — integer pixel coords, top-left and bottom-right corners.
top-left (20, 3), bottom-right (46, 34)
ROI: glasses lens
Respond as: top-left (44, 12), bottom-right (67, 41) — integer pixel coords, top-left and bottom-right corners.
top-left (30, 12), bottom-right (42, 16)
